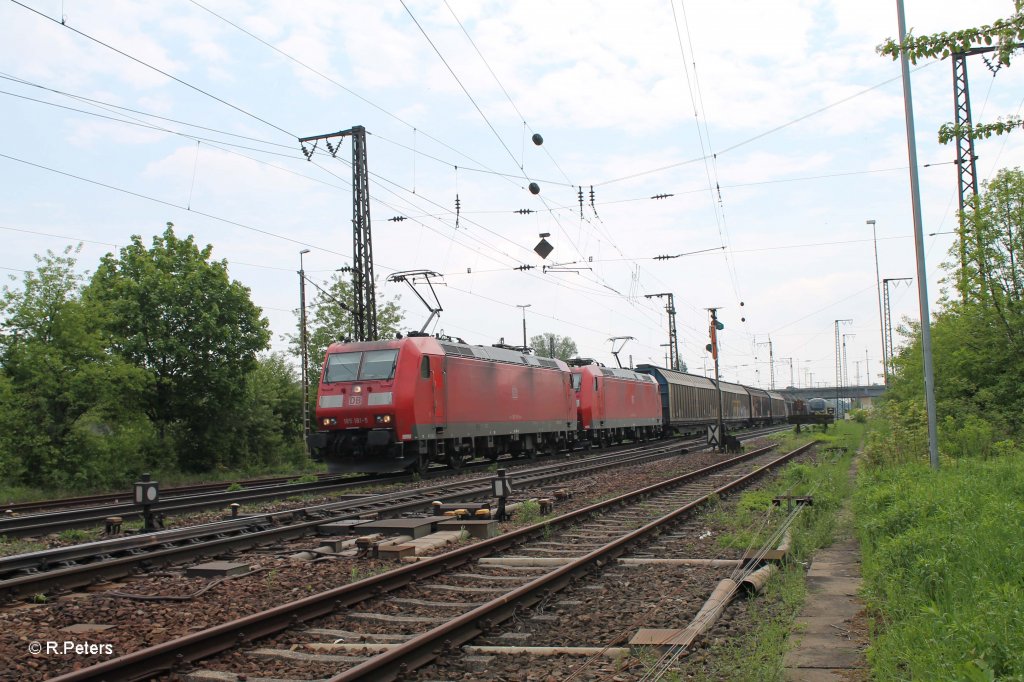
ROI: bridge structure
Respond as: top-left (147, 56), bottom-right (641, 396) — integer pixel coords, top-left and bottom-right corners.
top-left (781, 384), bottom-right (887, 409)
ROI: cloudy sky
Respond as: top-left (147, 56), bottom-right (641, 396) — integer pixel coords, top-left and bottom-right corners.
top-left (2, 0), bottom-right (1022, 390)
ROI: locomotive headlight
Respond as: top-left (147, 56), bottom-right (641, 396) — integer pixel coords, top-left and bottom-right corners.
top-left (353, 385), bottom-right (362, 393)
top-left (322, 417), bottom-right (337, 426)
top-left (375, 414), bottom-right (393, 425)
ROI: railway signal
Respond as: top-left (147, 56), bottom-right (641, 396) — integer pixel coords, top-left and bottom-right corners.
top-left (134, 473), bottom-right (160, 532)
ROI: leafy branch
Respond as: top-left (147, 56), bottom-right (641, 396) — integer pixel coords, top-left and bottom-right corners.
top-left (938, 118), bottom-right (1024, 144)
top-left (878, 10), bottom-right (1024, 66)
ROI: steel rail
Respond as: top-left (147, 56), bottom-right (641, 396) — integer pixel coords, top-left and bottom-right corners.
top-left (48, 439), bottom-right (805, 682)
top-left (0, 472), bottom-right (343, 515)
top-left (331, 441), bottom-right (814, 681)
top-left (0, 438), bottom-right (696, 601)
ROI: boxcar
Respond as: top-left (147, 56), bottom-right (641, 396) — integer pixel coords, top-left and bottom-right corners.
top-left (747, 387), bottom-right (772, 424)
top-left (714, 379), bottom-right (752, 424)
top-left (572, 364), bottom-right (662, 446)
top-left (634, 365), bottom-right (720, 435)
top-left (309, 336), bottom-right (575, 473)
top-left (767, 390), bottom-right (789, 424)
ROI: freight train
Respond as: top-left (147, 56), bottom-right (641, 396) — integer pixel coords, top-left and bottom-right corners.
top-left (307, 335), bottom-right (795, 473)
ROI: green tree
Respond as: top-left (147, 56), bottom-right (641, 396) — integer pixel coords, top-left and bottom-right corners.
top-left (530, 332), bottom-right (578, 361)
top-left (887, 168), bottom-right (1024, 439)
top-left (0, 246), bottom-right (154, 489)
top-left (86, 224), bottom-right (270, 472)
top-left (221, 353), bottom-right (307, 471)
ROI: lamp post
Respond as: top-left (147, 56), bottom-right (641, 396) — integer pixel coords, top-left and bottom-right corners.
top-left (867, 219), bottom-right (887, 387)
top-left (299, 249), bottom-right (311, 455)
top-left (516, 304), bottom-right (531, 352)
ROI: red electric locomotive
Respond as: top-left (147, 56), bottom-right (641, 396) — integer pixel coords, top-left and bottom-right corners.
top-left (571, 362), bottom-right (662, 447)
top-left (308, 335), bottom-right (576, 473)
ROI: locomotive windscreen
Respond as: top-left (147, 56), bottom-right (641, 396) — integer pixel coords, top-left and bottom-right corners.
top-left (324, 350), bottom-right (398, 382)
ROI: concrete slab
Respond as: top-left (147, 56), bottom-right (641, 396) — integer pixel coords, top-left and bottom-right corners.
top-left (61, 623), bottom-right (116, 634)
top-left (785, 641), bottom-right (866, 669)
top-left (437, 519), bottom-right (498, 539)
top-left (317, 519), bottom-right (371, 535)
top-left (357, 516), bottom-right (450, 539)
top-left (806, 576), bottom-right (861, 596)
top-left (783, 669), bottom-right (857, 682)
top-left (796, 595), bottom-right (862, 619)
top-left (185, 561), bottom-right (250, 578)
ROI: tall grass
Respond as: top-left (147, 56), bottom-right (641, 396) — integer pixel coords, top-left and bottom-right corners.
top-left (856, 451), bottom-right (1024, 680)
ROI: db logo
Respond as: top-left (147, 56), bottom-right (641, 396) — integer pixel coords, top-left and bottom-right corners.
top-left (348, 396), bottom-right (363, 406)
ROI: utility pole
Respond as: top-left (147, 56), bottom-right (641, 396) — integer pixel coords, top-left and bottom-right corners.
top-left (777, 357), bottom-right (794, 388)
top-left (299, 249), bottom-right (311, 455)
top-left (299, 126), bottom-right (377, 341)
top-left (842, 333), bottom-right (856, 412)
top-left (883, 277), bottom-right (912, 381)
top-left (866, 219), bottom-right (888, 387)
top-left (707, 308), bottom-right (725, 452)
top-left (756, 337), bottom-right (775, 389)
top-left (516, 304), bottom-right (531, 352)
top-left (854, 359), bottom-right (864, 386)
top-left (646, 293), bottom-right (679, 371)
top-left (834, 319), bottom-right (852, 418)
top-left (897, 0), bottom-right (940, 469)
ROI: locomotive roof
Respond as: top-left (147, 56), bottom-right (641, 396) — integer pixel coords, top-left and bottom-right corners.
top-left (324, 336), bottom-right (567, 370)
top-left (573, 364), bottom-right (656, 383)
top-left (436, 339), bottom-right (566, 370)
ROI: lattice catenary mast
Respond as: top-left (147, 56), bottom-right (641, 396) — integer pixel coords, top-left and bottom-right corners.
top-left (299, 125), bottom-right (377, 341)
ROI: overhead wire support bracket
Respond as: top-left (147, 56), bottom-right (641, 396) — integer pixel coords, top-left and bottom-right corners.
top-left (542, 260), bottom-right (590, 274)
top-left (387, 269), bottom-right (444, 334)
top-left (653, 246), bottom-right (725, 260)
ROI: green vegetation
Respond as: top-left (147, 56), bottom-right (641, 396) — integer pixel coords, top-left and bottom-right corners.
top-left (714, 422), bottom-right (860, 561)
top-left (225, 482), bottom-right (245, 492)
top-left (58, 528), bottom-right (98, 543)
top-left (513, 498), bottom-right (544, 525)
top-left (528, 332), bottom-right (578, 361)
top-left (879, 4), bottom-right (1024, 143)
top-left (0, 536), bottom-right (47, 558)
top-left (0, 223), bottom-right (381, 494)
top-left (852, 166), bottom-right (1024, 679)
top-left (856, 450), bottom-right (1024, 680)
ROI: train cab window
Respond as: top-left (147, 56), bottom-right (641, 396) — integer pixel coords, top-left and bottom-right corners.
top-left (420, 356), bottom-right (431, 379)
top-left (360, 350), bottom-right (399, 380)
top-left (324, 352), bottom-right (360, 383)
top-left (324, 349), bottom-right (399, 383)
top-left (571, 373), bottom-right (582, 392)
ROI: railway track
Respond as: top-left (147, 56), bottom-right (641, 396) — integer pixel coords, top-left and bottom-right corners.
top-left (1, 472), bottom-right (343, 516)
top-left (0, 434), bottom-right (727, 603)
top-left (1, 426), bottom-right (783, 541)
top-left (0, 473), bottom-right (402, 540)
top-left (48, 438), bottom-right (812, 682)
